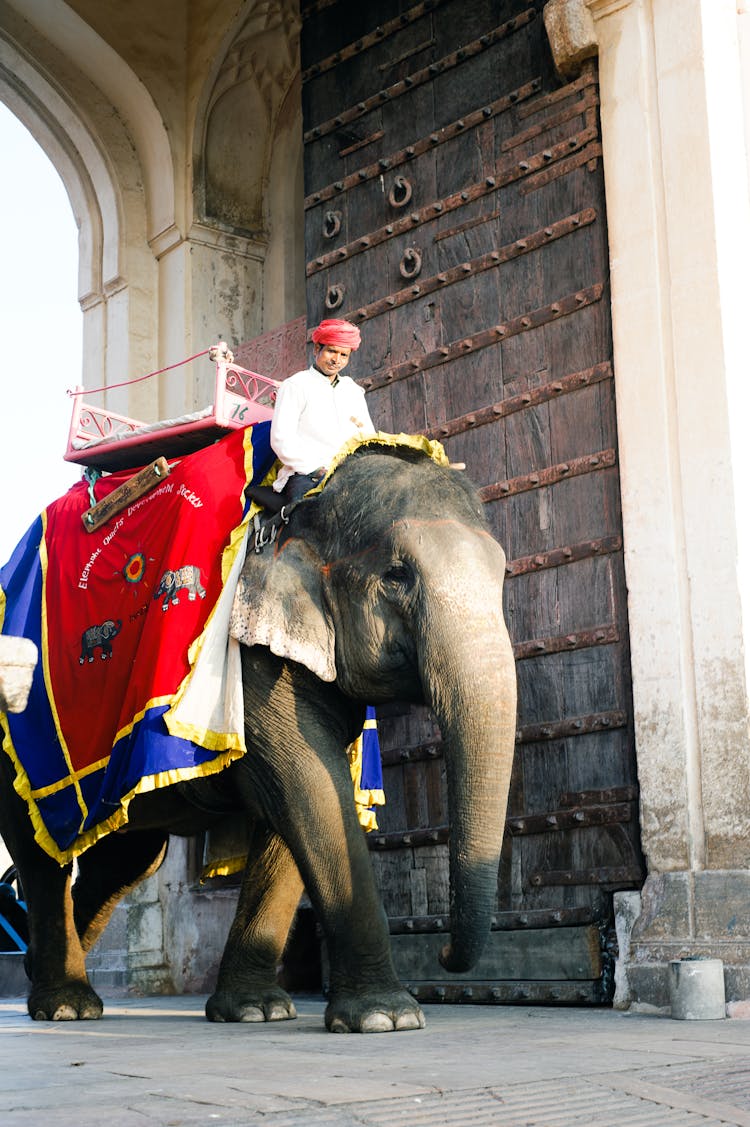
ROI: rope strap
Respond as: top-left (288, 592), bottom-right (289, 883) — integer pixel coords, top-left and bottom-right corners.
top-left (67, 348), bottom-right (212, 398)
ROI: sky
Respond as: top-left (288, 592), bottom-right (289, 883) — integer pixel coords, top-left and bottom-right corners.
top-left (0, 102), bottom-right (81, 565)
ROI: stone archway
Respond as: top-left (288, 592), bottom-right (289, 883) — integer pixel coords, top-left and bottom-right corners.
top-left (0, 1), bottom-right (165, 416)
top-left (183, 0), bottom-right (305, 412)
top-left (0, 0), bottom-right (305, 424)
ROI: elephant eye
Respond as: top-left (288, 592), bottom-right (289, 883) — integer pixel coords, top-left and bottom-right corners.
top-left (382, 562), bottom-right (412, 585)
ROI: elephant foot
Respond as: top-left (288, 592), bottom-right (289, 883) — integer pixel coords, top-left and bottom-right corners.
top-left (28, 982), bottom-right (103, 1022)
top-left (205, 985), bottom-right (297, 1024)
top-left (325, 987), bottom-right (425, 1034)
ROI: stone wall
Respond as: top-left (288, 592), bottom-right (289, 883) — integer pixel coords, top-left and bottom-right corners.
top-left (579, 0), bottom-right (750, 1006)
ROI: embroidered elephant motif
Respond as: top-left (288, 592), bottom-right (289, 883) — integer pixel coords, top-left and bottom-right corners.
top-left (154, 564), bottom-right (206, 611)
top-left (79, 619), bottom-right (122, 664)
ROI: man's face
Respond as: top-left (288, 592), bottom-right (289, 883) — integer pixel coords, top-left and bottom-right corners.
top-left (315, 343), bottom-right (351, 379)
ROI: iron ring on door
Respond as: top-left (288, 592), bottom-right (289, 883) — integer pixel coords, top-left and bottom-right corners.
top-left (388, 176), bottom-right (413, 208)
top-left (323, 210), bottom-right (341, 239)
top-left (399, 248), bottom-right (422, 280)
top-left (325, 284), bottom-right (345, 310)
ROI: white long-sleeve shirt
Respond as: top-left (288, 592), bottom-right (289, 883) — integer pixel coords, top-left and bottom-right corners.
top-left (270, 366), bottom-right (375, 491)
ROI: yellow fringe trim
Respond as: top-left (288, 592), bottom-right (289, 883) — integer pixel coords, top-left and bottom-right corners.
top-left (1, 713), bottom-right (245, 866)
top-left (346, 731), bottom-right (385, 834)
top-left (306, 430), bottom-right (449, 497)
top-left (199, 854), bottom-right (247, 882)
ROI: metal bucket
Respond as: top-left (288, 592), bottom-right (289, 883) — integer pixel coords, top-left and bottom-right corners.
top-left (669, 957), bottom-right (725, 1020)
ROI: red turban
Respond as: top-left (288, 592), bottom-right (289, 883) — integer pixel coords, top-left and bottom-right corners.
top-left (311, 318), bottom-right (361, 351)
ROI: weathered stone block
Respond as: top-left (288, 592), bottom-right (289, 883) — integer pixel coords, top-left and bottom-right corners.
top-left (613, 890), bottom-right (641, 1010)
top-left (128, 902), bottom-right (163, 953)
top-left (543, 0), bottom-right (598, 80)
top-left (620, 870), bottom-right (750, 1008)
top-left (625, 964), bottom-right (670, 1011)
top-left (694, 871), bottom-right (750, 940)
top-left (631, 873), bottom-right (691, 942)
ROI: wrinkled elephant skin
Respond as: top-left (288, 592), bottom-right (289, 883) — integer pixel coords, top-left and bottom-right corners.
top-left (0, 446), bottom-right (516, 1033)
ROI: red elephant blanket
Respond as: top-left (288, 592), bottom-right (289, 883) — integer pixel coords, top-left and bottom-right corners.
top-left (0, 426), bottom-right (443, 864)
top-left (0, 424), bottom-right (276, 862)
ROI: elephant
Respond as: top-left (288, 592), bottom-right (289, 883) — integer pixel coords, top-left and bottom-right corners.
top-left (154, 564), bottom-right (206, 611)
top-left (79, 619), bottom-right (122, 663)
top-left (0, 441), bottom-right (517, 1032)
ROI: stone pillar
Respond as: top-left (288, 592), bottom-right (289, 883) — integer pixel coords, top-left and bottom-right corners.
top-left (120, 223), bottom-right (268, 425)
top-left (582, 0), bottom-right (750, 1005)
top-left (734, 0), bottom-right (750, 698)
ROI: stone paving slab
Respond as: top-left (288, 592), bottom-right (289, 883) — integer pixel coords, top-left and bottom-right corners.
top-left (2, 995), bottom-right (750, 1125)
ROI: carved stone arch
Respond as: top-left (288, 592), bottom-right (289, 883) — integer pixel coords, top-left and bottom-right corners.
top-left (0, 40), bottom-right (111, 312)
top-left (0, 2), bottom-right (174, 413)
top-left (264, 69), bottom-right (305, 329)
top-left (195, 0), bottom-right (301, 236)
top-left (0, 51), bottom-right (124, 403)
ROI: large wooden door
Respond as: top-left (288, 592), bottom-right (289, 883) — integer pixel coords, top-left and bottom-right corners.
top-left (301, 0), bottom-right (643, 1003)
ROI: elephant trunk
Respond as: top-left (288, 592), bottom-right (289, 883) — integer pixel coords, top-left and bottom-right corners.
top-left (418, 538), bottom-right (517, 973)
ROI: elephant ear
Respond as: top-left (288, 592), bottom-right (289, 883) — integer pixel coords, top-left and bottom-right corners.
top-left (229, 538), bottom-right (336, 682)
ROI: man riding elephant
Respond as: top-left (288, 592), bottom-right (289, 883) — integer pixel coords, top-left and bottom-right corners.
top-left (270, 318), bottom-right (376, 504)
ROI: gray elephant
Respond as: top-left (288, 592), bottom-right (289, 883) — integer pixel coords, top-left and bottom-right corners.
top-left (154, 564), bottom-right (206, 611)
top-left (0, 443), bottom-right (516, 1032)
top-left (79, 619), bottom-right (122, 664)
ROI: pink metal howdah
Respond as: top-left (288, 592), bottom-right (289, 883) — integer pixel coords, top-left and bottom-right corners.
top-left (64, 343), bottom-right (279, 472)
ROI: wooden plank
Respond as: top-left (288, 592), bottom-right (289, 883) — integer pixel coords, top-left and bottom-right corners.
top-left (388, 925), bottom-right (603, 981)
top-left (409, 979), bottom-right (610, 1003)
top-left (81, 458), bottom-right (171, 532)
top-left (303, 8), bottom-right (538, 143)
top-left (304, 78), bottom-right (542, 220)
top-left (301, 1), bottom-right (453, 83)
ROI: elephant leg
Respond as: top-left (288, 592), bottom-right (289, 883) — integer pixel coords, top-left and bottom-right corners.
top-left (73, 829), bottom-right (168, 953)
top-left (0, 751), bottom-right (101, 1021)
top-left (242, 655), bottom-right (425, 1034)
top-left (290, 774), bottom-right (424, 1033)
top-left (206, 824), bottom-right (303, 1023)
top-left (301, 789), bottom-right (425, 1034)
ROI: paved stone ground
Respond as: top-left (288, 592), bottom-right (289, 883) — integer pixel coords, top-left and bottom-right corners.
top-left (2, 994), bottom-right (750, 1126)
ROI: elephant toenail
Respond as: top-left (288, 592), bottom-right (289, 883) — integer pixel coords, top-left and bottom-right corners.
top-left (395, 1011), bottom-right (425, 1030)
top-left (52, 1005), bottom-right (78, 1021)
top-left (239, 1006), bottom-right (265, 1022)
top-left (360, 1012), bottom-right (395, 1033)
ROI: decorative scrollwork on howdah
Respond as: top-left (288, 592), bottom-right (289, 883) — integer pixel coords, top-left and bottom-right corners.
top-left (225, 368), bottom-right (277, 407)
top-left (77, 408), bottom-right (136, 441)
